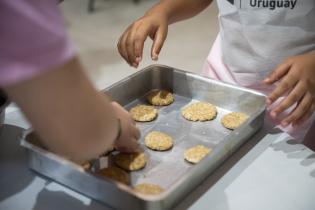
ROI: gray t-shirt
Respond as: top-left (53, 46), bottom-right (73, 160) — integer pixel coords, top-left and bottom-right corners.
top-left (216, 0), bottom-right (315, 86)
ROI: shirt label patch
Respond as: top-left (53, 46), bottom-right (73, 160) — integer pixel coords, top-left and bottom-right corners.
top-left (225, 0), bottom-right (298, 10)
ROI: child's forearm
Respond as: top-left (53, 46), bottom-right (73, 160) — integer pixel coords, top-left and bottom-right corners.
top-left (4, 57), bottom-right (119, 163)
top-left (145, 0), bottom-right (213, 24)
top-left (117, 0), bottom-right (213, 67)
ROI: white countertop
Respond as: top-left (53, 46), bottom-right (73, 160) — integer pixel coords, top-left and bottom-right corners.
top-left (1, 105), bottom-right (315, 210)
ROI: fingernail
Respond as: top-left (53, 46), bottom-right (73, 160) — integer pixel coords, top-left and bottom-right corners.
top-left (152, 55), bottom-right (158, 61)
top-left (136, 56), bottom-right (142, 63)
top-left (281, 121), bottom-right (289, 127)
top-left (271, 111), bottom-right (277, 118)
top-left (266, 98), bottom-right (271, 105)
top-left (264, 78), bottom-right (270, 83)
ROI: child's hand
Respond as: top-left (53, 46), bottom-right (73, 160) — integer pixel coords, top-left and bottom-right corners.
top-left (111, 102), bottom-right (141, 153)
top-left (263, 52), bottom-right (315, 127)
top-left (117, 12), bottom-right (168, 68)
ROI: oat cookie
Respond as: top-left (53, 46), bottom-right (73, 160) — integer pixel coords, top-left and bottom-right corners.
top-left (144, 131), bottom-right (173, 151)
top-left (147, 89), bottom-right (174, 106)
top-left (130, 105), bottom-right (158, 122)
top-left (184, 145), bottom-right (211, 164)
top-left (181, 102), bottom-right (217, 121)
top-left (134, 183), bottom-right (164, 195)
top-left (98, 166), bottom-right (130, 185)
top-left (114, 152), bottom-right (147, 171)
top-left (221, 112), bottom-right (249, 130)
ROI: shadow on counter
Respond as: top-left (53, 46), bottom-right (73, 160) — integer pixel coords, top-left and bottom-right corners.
top-left (32, 185), bottom-right (109, 210)
top-left (0, 124), bottom-right (33, 201)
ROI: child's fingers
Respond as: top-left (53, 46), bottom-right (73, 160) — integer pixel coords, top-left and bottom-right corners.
top-left (127, 138), bottom-right (140, 153)
top-left (263, 61), bottom-right (291, 84)
top-left (117, 35), bottom-right (126, 63)
top-left (151, 25), bottom-right (167, 61)
top-left (294, 104), bottom-right (315, 126)
top-left (134, 36), bottom-right (145, 64)
top-left (133, 126), bottom-right (141, 140)
top-left (267, 75), bottom-right (297, 105)
top-left (281, 93), bottom-right (313, 127)
top-left (134, 27), bottom-right (151, 65)
top-left (118, 32), bottom-right (131, 66)
top-left (111, 101), bottom-right (130, 116)
top-left (270, 82), bottom-right (305, 117)
top-left (126, 29), bottom-right (138, 67)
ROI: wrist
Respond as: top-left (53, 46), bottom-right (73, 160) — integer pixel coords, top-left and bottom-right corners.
top-left (144, 3), bottom-right (172, 24)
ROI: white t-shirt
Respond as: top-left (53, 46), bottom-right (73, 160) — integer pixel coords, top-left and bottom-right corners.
top-left (213, 0), bottom-right (315, 87)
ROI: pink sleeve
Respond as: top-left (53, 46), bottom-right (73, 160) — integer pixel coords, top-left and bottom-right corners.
top-left (0, 0), bottom-right (75, 87)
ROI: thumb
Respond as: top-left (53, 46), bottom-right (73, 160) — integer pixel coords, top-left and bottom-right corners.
top-left (116, 138), bottom-right (140, 153)
top-left (151, 25), bottom-right (167, 61)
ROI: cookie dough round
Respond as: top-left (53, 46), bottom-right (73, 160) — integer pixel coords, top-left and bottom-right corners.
top-left (134, 183), bottom-right (164, 195)
top-left (114, 152), bottom-right (147, 171)
top-left (130, 105), bottom-right (158, 122)
top-left (98, 166), bottom-right (130, 185)
top-left (181, 102), bottom-right (217, 121)
top-left (147, 89), bottom-right (174, 106)
top-left (184, 145), bottom-right (211, 164)
top-left (221, 112), bottom-right (249, 130)
top-left (144, 131), bottom-right (173, 151)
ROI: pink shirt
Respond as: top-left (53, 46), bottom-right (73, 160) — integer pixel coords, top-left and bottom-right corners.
top-left (0, 0), bottom-right (74, 87)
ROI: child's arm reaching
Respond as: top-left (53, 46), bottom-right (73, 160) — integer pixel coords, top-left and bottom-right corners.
top-left (4, 58), bottom-right (140, 163)
top-left (263, 51), bottom-right (315, 127)
top-left (117, 0), bottom-right (213, 67)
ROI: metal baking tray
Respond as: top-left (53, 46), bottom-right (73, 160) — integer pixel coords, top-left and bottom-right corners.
top-left (21, 64), bottom-right (266, 210)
